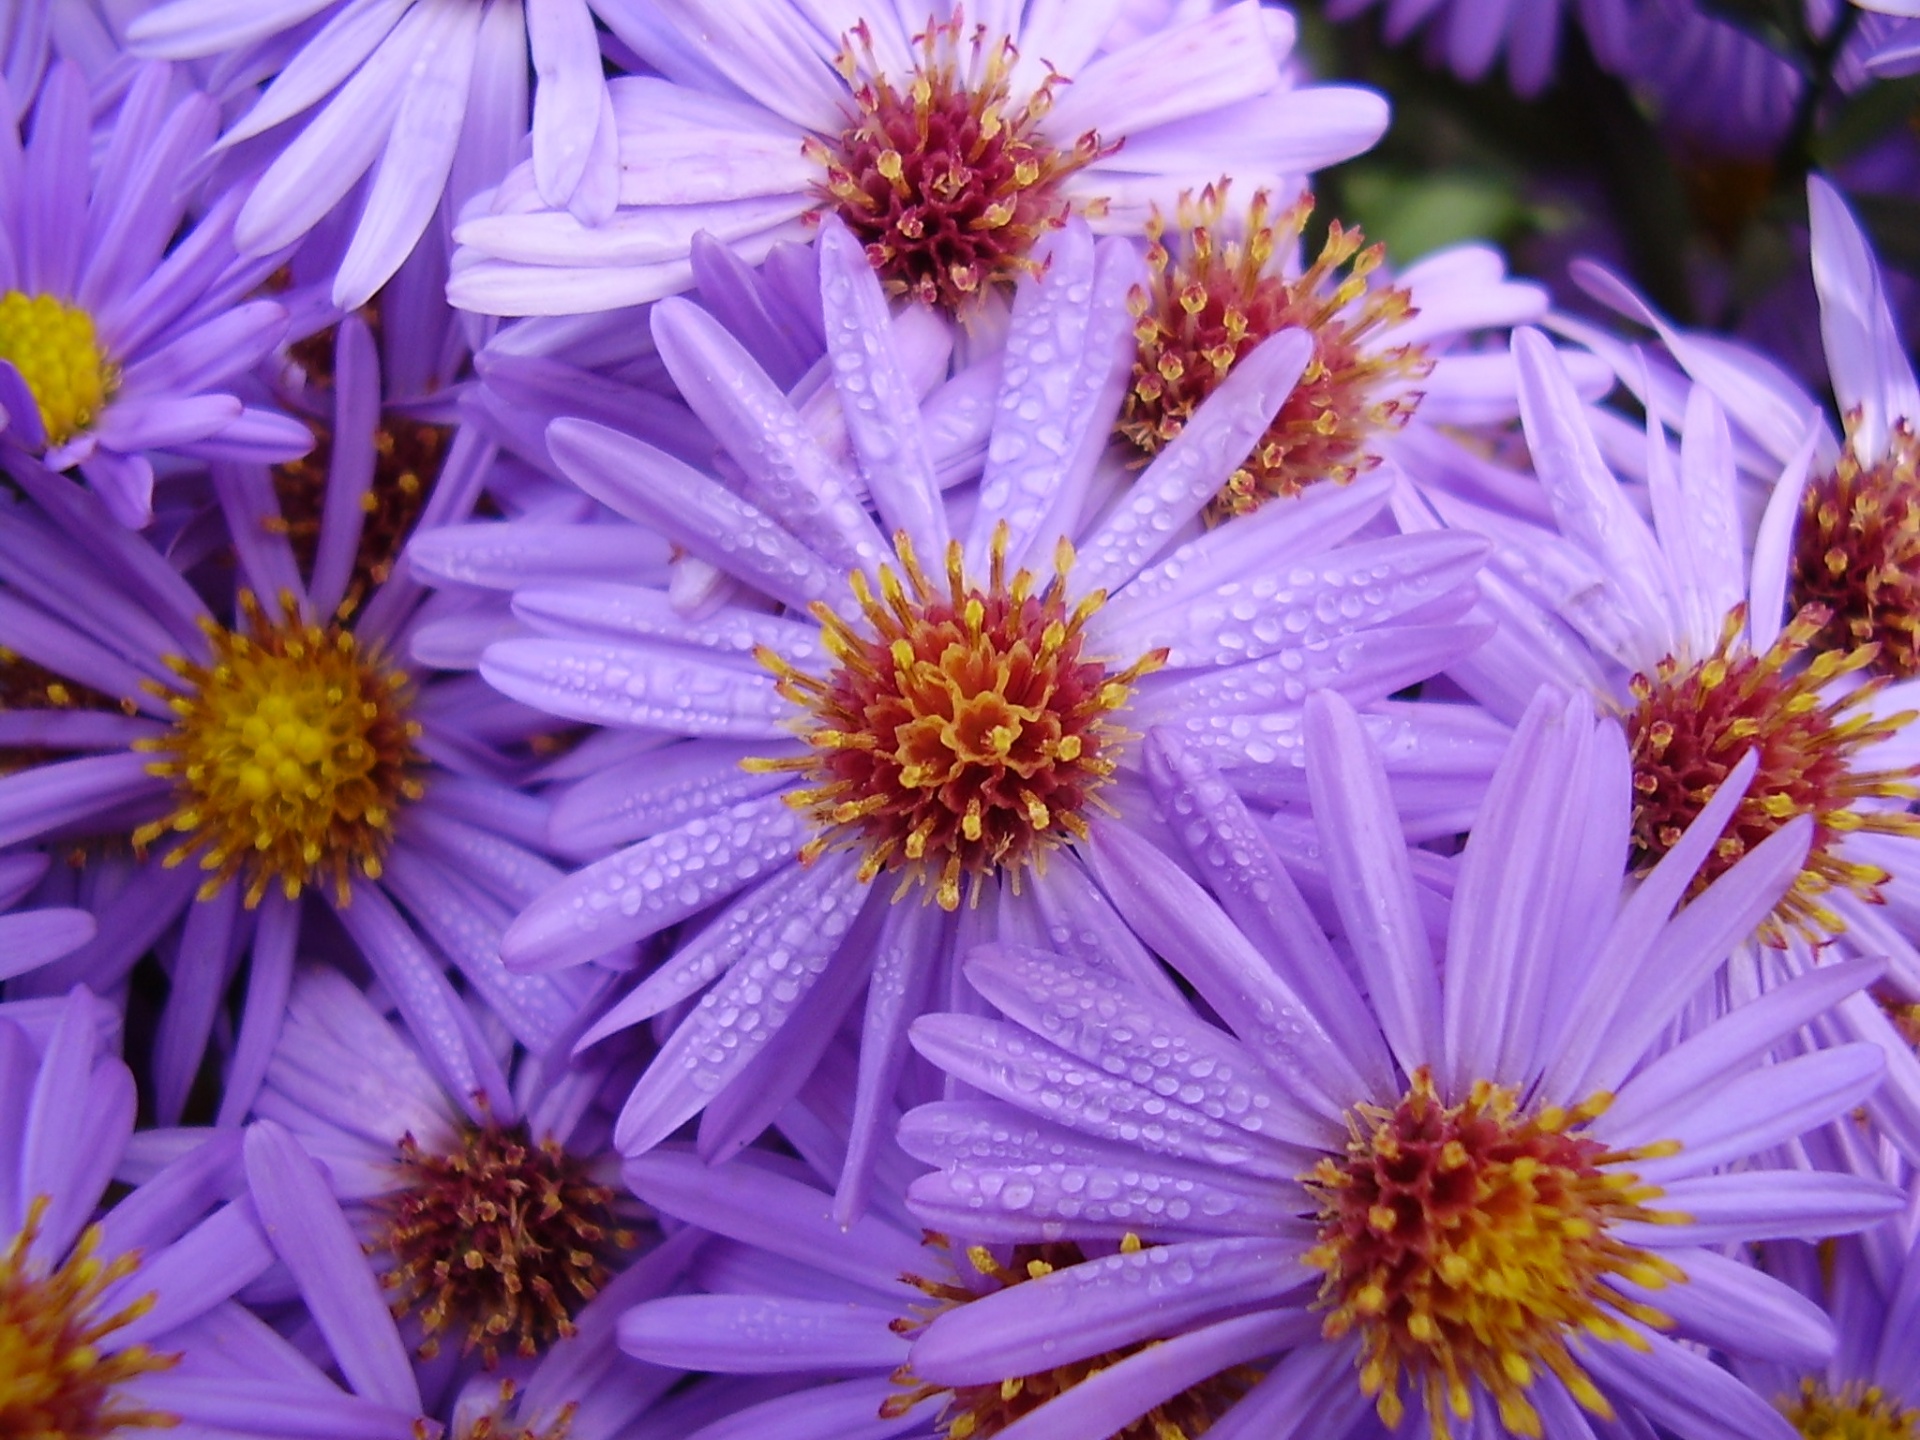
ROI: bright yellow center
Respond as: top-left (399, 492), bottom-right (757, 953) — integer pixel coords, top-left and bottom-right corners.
top-left (1304, 1069), bottom-right (1688, 1439)
top-left (133, 593), bottom-right (423, 907)
top-left (1784, 1380), bottom-right (1920, 1440)
top-left (0, 291), bottom-right (115, 448)
top-left (0, 1197), bottom-right (177, 1440)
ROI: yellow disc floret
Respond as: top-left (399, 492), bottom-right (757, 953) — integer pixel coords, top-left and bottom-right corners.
top-left (1783, 1379), bottom-right (1920, 1440)
top-left (0, 291), bottom-right (117, 448)
top-left (1304, 1069), bottom-right (1689, 1439)
top-left (0, 1197), bottom-right (178, 1440)
top-left (133, 592), bottom-right (424, 907)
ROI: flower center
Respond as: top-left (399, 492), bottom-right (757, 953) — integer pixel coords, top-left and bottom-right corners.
top-left (1792, 421), bottom-right (1920, 679)
top-left (1304, 1068), bottom-right (1685, 1439)
top-left (1625, 606), bottom-right (1920, 938)
top-left (377, 1119), bottom-right (635, 1366)
top-left (1117, 188), bottom-right (1431, 519)
top-left (0, 291), bottom-right (116, 448)
top-left (884, 1238), bottom-right (1256, 1440)
top-left (749, 528), bottom-right (1165, 910)
top-left (1782, 1380), bottom-right (1920, 1440)
top-left (810, 13), bottom-right (1105, 311)
top-left (131, 592), bottom-right (424, 907)
top-left (0, 1198), bottom-right (177, 1440)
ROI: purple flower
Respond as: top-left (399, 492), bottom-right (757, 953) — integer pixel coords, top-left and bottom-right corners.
top-left (1321, 0), bottom-right (1634, 96)
top-left (0, 61), bottom-right (309, 527)
top-left (1853, 5), bottom-right (1920, 75)
top-left (235, 964), bottom-right (647, 1374)
top-left (0, 850), bottom-right (94, 981)
top-left (0, 313), bottom-right (582, 1129)
top-left (449, 0), bottom-right (1389, 315)
top-left (413, 216), bottom-right (1498, 1210)
top-left (898, 690), bottom-right (1902, 1440)
top-left (0, 986), bottom-right (284, 1439)
top-left (124, 0), bottom-right (596, 312)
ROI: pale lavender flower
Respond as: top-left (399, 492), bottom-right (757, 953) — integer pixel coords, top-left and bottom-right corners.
top-left (0, 61), bottom-right (308, 527)
top-left (413, 216), bottom-right (1499, 1211)
top-left (1853, 4), bottom-right (1920, 74)
top-left (124, 0), bottom-right (552, 312)
top-left (899, 689), bottom-right (1902, 1440)
top-left (449, 0), bottom-right (1389, 315)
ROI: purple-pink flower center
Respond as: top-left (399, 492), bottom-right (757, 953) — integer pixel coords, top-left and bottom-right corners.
top-left (1119, 187), bottom-right (1431, 518)
top-left (1792, 421), bottom-right (1920, 680)
top-left (749, 527), bottom-right (1165, 910)
top-left (810, 11), bottom-right (1106, 311)
top-left (376, 1120), bottom-right (633, 1367)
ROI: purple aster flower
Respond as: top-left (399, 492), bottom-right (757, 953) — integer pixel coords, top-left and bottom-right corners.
top-left (617, 1142), bottom-right (1266, 1440)
top-left (0, 61), bottom-right (309, 527)
top-left (414, 216), bottom-right (1499, 1209)
top-left (0, 310), bottom-right (584, 1129)
top-left (1853, 4), bottom-right (1920, 74)
top-left (449, 0), bottom-right (1390, 315)
top-left (0, 986), bottom-right (288, 1440)
top-left (1321, 0), bottom-right (1634, 97)
top-left (123, 0), bottom-right (580, 312)
top-left (0, 0), bottom-right (137, 119)
top-left (898, 689), bottom-right (1905, 1440)
top-left (246, 964), bottom-right (644, 1369)
top-left (219, 1115), bottom-right (690, 1440)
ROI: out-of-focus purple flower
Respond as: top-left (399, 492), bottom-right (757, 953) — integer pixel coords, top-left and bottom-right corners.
top-left (449, 1), bottom-right (1389, 316)
top-left (123, 0), bottom-right (556, 313)
top-left (0, 986), bottom-right (283, 1439)
top-left (0, 61), bottom-right (308, 527)
top-left (0, 314), bottom-right (587, 1130)
top-left (899, 690), bottom-right (1902, 1440)
top-left (413, 216), bottom-right (1500, 1209)
top-left (248, 965), bottom-right (642, 1369)
top-left (1322, 0), bottom-right (1634, 96)
top-left (1853, 5), bottom-right (1920, 75)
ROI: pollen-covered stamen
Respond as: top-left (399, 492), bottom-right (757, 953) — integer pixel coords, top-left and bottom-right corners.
top-left (1781, 1379), bottom-right (1920, 1439)
top-left (131, 591), bottom-right (425, 908)
top-left (1626, 605), bottom-right (1920, 939)
top-left (810, 11), bottom-right (1106, 311)
top-left (0, 291), bottom-right (118, 449)
top-left (1792, 420), bottom-right (1920, 678)
top-left (0, 1197), bottom-right (178, 1440)
top-left (1118, 187), bottom-right (1432, 519)
top-left (748, 526), bottom-right (1166, 911)
top-left (1304, 1069), bottom-right (1687, 1440)
top-left (884, 1237), bottom-right (1257, 1440)
top-left (376, 1119), bottom-right (636, 1367)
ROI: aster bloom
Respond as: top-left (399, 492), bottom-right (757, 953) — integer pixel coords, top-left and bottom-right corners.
top-left (448, 0), bottom-right (1390, 315)
top-left (0, 851), bottom-right (94, 982)
top-left (618, 1142), bottom-right (1267, 1440)
top-left (1403, 321), bottom-right (1920, 941)
top-left (223, 1115), bottom-right (689, 1440)
top-left (425, 216), bottom-right (1497, 1202)
top-left (0, 61), bottom-right (309, 527)
top-left (1852, 4), bottom-right (1920, 75)
top-left (123, 0), bottom-right (555, 312)
top-left (249, 965), bottom-right (645, 1369)
top-left (1322, 0), bottom-right (1633, 96)
top-left (0, 314), bottom-right (587, 1131)
top-left (0, 986), bottom-right (290, 1440)
top-left (898, 689), bottom-right (1904, 1440)
top-left (1115, 182), bottom-right (1548, 517)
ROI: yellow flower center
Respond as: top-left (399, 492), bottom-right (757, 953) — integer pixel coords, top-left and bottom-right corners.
top-left (748, 526), bottom-right (1166, 910)
top-left (1304, 1069), bottom-right (1687, 1439)
top-left (1792, 420), bottom-right (1920, 679)
top-left (1783, 1380), bottom-right (1920, 1440)
top-left (1118, 187), bottom-right (1431, 519)
top-left (377, 1120), bottom-right (635, 1367)
top-left (0, 291), bottom-right (116, 448)
top-left (885, 1237), bottom-right (1257, 1440)
top-left (1626, 605), bottom-right (1920, 939)
top-left (0, 1197), bottom-right (177, 1440)
top-left (132, 593), bottom-right (423, 907)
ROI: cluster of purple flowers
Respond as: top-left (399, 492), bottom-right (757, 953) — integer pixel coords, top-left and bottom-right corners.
top-left (4, 4), bottom-right (1920, 1440)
